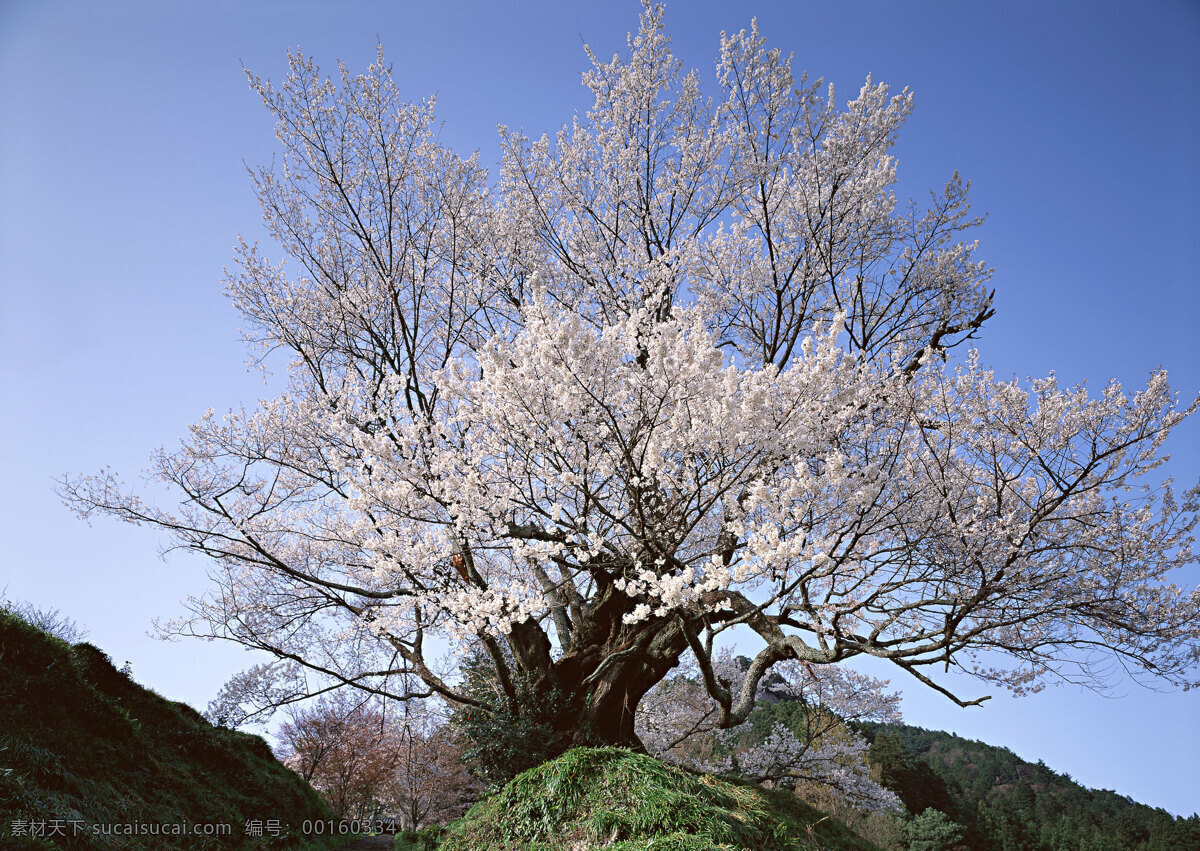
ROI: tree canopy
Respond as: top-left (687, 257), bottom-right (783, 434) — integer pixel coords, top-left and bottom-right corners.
top-left (62, 3), bottom-right (1200, 755)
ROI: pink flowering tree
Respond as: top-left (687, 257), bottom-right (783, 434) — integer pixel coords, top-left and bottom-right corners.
top-left (62, 3), bottom-right (1199, 756)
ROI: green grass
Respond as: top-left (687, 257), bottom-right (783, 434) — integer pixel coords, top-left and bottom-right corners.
top-left (394, 826), bottom-right (446, 850)
top-left (0, 608), bottom-right (347, 849)
top-left (434, 747), bottom-right (880, 851)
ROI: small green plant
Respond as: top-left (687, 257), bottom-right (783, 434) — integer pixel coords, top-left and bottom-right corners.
top-left (453, 672), bottom-right (587, 788)
top-left (394, 825), bottom-right (445, 850)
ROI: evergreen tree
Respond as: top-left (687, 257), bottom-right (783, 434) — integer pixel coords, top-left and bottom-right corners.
top-left (904, 808), bottom-right (965, 851)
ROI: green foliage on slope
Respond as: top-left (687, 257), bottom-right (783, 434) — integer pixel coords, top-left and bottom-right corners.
top-left (0, 608), bottom-right (345, 849)
top-left (861, 722), bottom-right (1200, 850)
top-left (433, 746), bottom-right (880, 851)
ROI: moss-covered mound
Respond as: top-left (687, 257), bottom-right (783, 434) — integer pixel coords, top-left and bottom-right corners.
top-left (0, 609), bottom-right (339, 849)
top-left (436, 746), bottom-right (879, 851)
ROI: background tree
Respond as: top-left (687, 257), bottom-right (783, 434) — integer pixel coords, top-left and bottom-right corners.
top-left (637, 654), bottom-right (900, 812)
top-left (277, 693), bottom-right (396, 820)
top-left (384, 703), bottom-right (479, 830)
top-left (904, 808), bottom-right (966, 851)
top-left (61, 2), bottom-right (1200, 761)
top-left (276, 692), bottom-right (475, 826)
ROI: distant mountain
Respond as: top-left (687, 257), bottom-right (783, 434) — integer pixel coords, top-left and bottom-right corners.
top-left (0, 607), bottom-right (341, 849)
top-left (859, 721), bottom-right (1200, 850)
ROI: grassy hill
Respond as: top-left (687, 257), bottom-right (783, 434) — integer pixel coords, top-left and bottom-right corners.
top-left (409, 723), bottom-right (1200, 851)
top-left (0, 607), bottom-right (346, 849)
top-left (414, 746), bottom-right (879, 851)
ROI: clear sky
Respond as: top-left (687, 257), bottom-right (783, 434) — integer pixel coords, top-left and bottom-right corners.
top-left (2, 0), bottom-right (1198, 818)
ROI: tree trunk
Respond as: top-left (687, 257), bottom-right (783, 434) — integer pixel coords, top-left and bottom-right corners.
top-left (546, 589), bottom-right (692, 751)
top-left (464, 578), bottom-right (697, 777)
top-left (570, 655), bottom-right (667, 749)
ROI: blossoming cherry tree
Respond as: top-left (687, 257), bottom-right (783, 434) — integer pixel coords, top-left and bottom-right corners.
top-left (63, 4), bottom-right (1200, 759)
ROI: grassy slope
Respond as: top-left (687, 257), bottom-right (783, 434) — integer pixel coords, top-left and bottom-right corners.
top-left (426, 746), bottom-right (880, 851)
top-left (0, 610), bottom-right (345, 849)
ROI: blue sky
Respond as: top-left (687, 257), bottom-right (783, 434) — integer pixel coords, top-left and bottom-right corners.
top-left (2, 0), bottom-right (1197, 817)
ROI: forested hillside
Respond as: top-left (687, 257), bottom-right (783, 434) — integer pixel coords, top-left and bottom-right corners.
top-left (860, 722), bottom-right (1200, 850)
